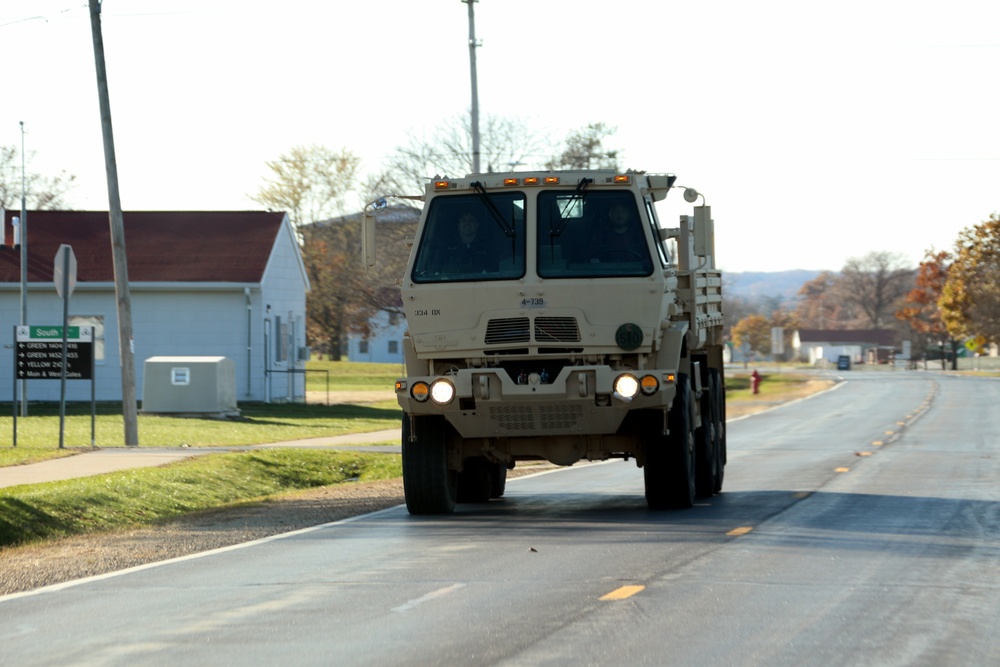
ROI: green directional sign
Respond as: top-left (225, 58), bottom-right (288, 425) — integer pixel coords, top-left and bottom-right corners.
top-left (14, 325), bottom-right (95, 380)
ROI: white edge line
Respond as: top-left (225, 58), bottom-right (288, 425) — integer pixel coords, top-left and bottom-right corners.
top-left (726, 379), bottom-right (847, 423)
top-left (0, 503), bottom-right (404, 603)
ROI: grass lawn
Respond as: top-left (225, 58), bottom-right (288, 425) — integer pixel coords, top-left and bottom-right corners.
top-left (0, 449), bottom-right (402, 548)
top-left (304, 359), bottom-right (403, 392)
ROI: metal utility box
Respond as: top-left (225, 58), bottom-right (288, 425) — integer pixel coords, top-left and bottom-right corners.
top-left (142, 356), bottom-right (239, 417)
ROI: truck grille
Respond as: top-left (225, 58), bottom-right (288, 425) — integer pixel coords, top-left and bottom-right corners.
top-left (489, 403), bottom-right (583, 431)
top-left (534, 317), bottom-right (580, 343)
top-left (485, 316), bottom-right (580, 345)
top-left (485, 317), bottom-right (530, 344)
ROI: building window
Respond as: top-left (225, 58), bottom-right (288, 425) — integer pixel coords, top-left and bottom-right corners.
top-left (68, 315), bottom-right (104, 361)
top-left (359, 339), bottom-right (369, 354)
top-left (275, 316), bottom-right (287, 362)
top-left (388, 311), bottom-right (402, 326)
top-left (388, 340), bottom-right (399, 354)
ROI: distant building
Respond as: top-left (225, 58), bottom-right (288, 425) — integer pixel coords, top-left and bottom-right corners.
top-left (343, 285), bottom-right (404, 364)
top-left (793, 329), bottom-right (898, 365)
top-left (0, 210), bottom-right (309, 403)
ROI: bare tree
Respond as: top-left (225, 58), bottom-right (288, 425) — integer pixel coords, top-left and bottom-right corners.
top-left (838, 251), bottom-right (915, 328)
top-left (545, 122), bottom-right (620, 170)
top-left (250, 145), bottom-right (360, 228)
top-left (0, 144), bottom-right (77, 209)
top-left (367, 113), bottom-right (546, 201)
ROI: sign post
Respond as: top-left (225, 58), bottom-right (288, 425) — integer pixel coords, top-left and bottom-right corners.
top-left (55, 245), bottom-right (78, 449)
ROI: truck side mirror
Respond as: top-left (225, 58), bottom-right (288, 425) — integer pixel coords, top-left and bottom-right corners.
top-left (362, 208), bottom-right (378, 268)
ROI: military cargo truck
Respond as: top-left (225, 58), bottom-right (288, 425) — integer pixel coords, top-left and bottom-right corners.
top-left (362, 170), bottom-right (725, 514)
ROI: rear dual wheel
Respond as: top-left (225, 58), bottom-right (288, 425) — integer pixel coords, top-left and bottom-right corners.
top-left (695, 368), bottom-right (725, 498)
top-left (457, 457), bottom-right (507, 503)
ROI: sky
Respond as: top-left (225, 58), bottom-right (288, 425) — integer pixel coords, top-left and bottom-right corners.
top-left (1, 0), bottom-right (997, 273)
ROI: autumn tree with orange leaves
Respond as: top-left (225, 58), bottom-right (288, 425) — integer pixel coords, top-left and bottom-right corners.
top-left (896, 250), bottom-right (954, 368)
top-left (939, 213), bottom-right (1000, 346)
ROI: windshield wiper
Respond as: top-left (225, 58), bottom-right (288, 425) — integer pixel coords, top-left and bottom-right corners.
top-left (471, 181), bottom-right (517, 255)
top-left (470, 182), bottom-right (515, 237)
top-left (550, 177), bottom-right (592, 238)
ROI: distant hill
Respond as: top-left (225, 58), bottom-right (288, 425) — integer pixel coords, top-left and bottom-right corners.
top-left (725, 270), bottom-right (825, 302)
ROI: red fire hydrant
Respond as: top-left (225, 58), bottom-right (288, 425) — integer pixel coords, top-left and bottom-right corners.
top-left (750, 370), bottom-right (762, 395)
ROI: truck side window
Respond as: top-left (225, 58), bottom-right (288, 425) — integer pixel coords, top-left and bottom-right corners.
top-left (411, 193), bottom-right (526, 283)
top-left (646, 198), bottom-right (672, 267)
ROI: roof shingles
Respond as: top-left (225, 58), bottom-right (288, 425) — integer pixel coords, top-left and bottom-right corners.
top-left (0, 210), bottom-right (285, 284)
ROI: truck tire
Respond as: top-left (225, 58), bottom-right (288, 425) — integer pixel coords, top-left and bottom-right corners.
top-left (710, 369), bottom-right (726, 493)
top-left (402, 414), bottom-right (457, 514)
top-left (695, 370), bottom-right (719, 498)
top-left (644, 373), bottom-right (696, 510)
top-left (490, 462), bottom-right (507, 498)
top-left (457, 457), bottom-right (493, 503)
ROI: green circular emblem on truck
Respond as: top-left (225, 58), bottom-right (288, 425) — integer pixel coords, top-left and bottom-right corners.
top-left (615, 323), bottom-right (643, 351)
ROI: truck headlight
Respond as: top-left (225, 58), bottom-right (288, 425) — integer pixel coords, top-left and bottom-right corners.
top-left (430, 379), bottom-right (456, 405)
top-left (613, 373), bottom-right (639, 400)
top-left (640, 374), bottom-right (659, 395)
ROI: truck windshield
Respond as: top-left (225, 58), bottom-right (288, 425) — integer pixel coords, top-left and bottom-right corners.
top-left (411, 192), bottom-right (526, 283)
top-left (537, 191), bottom-right (654, 278)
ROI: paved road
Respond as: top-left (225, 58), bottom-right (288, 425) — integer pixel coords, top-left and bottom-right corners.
top-left (1, 372), bottom-right (997, 666)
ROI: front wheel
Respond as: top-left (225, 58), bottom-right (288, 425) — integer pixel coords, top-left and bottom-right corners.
top-left (402, 414), bottom-right (458, 515)
top-left (644, 373), bottom-right (696, 510)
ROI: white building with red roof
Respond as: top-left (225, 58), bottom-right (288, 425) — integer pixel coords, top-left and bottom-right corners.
top-left (0, 210), bottom-right (309, 403)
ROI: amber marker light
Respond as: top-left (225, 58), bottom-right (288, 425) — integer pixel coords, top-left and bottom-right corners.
top-left (411, 381), bottom-right (430, 402)
top-left (503, 178), bottom-right (519, 186)
top-left (640, 375), bottom-right (659, 395)
top-left (613, 174), bottom-right (632, 184)
top-left (523, 176), bottom-right (540, 185)
top-left (433, 180), bottom-right (451, 190)
top-left (664, 372), bottom-right (676, 383)
top-left (395, 380), bottom-right (407, 392)
top-left (544, 176), bottom-right (560, 184)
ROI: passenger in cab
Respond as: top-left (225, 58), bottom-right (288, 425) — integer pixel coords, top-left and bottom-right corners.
top-left (586, 203), bottom-right (649, 264)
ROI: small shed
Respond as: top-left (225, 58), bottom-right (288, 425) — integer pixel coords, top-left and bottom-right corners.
top-left (142, 356), bottom-right (238, 417)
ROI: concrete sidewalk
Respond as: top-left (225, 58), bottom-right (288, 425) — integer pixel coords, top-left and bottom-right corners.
top-left (0, 429), bottom-right (402, 489)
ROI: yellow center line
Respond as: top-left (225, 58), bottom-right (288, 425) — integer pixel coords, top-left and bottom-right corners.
top-left (600, 585), bottom-right (645, 601)
top-left (872, 441), bottom-right (883, 446)
top-left (856, 451), bottom-right (873, 457)
top-left (835, 467), bottom-right (850, 473)
top-left (726, 526), bottom-right (753, 536)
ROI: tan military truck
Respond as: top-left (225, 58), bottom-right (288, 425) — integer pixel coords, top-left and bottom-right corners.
top-left (363, 169), bottom-right (725, 514)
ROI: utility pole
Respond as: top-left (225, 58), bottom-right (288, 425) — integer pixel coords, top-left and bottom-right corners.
top-left (88, 0), bottom-right (139, 446)
top-left (463, 0), bottom-right (481, 174)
